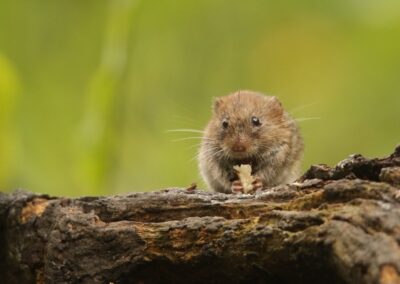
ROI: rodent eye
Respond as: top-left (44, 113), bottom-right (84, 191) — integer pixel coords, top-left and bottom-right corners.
top-left (251, 116), bottom-right (261, 127)
top-left (222, 118), bottom-right (229, 129)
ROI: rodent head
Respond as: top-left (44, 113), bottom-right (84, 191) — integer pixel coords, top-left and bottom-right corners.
top-left (204, 90), bottom-right (294, 161)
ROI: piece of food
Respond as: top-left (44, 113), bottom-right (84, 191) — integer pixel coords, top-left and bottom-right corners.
top-left (233, 164), bottom-right (255, 193)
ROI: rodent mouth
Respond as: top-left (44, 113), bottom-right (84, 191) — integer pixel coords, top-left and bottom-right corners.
top-left (226, 152), bottom-right (258, 167)
top-left (233, 158), bottom-right (255, 165)
top-left (226, 151), bottom-right (249, 160)
top-left (228, 156), bottom-right (259, 178)
top-left (220, 151), bottom-right (260, 179)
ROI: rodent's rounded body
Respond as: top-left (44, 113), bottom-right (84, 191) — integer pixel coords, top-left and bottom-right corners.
top-left (198, 90), bottom-right (303, 193)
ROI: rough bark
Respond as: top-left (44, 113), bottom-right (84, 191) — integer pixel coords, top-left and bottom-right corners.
top-left (1, 146), bottom-right (400, 284)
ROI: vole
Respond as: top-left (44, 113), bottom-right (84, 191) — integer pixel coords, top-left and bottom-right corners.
top-left (198, 90), bottom-right (303, 193)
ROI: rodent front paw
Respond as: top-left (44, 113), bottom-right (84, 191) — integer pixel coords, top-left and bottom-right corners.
top-left (231, 178), bottom-right (263, 194)
top-left (231, 180), bottom-right (244, 193)
top-left (252, 177), bottom-right (263, 192)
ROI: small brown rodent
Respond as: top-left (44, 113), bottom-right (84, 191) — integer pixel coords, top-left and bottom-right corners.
top-left (198, 90), bottom-right (303, 193)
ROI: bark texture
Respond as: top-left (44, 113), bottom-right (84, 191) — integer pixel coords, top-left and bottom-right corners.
top-left (1, 146), bottom-right (400, 284)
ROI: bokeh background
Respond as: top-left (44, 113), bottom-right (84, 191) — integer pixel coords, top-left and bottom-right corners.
top-left (0, 0), bottom-right (399, 196)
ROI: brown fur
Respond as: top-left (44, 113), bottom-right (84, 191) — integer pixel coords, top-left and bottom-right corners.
top-left (198, 90), bottom-right (303, 193)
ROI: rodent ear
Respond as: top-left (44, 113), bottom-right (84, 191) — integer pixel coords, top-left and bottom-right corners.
top-left (268, 96), bottom-right (284, 116)
top-left (212, 97), bottom-right (223, 113)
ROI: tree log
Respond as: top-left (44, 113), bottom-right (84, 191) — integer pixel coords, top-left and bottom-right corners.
top-left (1, 146), bottom-right (400, 284)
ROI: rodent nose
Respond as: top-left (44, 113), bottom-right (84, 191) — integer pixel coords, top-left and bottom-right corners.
top-left (232, 143), bottom-right (247, 152)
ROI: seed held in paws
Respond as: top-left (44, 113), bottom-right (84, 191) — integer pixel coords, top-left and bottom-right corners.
top-left (233, 164), bottom-right (255, 193)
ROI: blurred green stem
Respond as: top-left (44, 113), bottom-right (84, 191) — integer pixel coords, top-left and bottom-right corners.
top-left (76, 0), bottom-right (137, 194)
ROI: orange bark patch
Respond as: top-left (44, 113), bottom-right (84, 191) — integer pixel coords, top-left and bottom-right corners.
top-left (380, 265), bottom-right (400, 284)
top-left (21, 198), bottom-right (49, 224)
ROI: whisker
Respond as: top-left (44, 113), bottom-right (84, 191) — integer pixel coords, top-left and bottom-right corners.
top-left (197, 145), bottom-right (222, 156)
top-left (197, 147), bottom-right (220, 157)
top-left (193, 148), bottom-right (224, 163)
top-left (172, 136), bottom-right (215, 142)
top-left (166, 128), bottom-right (204, 134)
top-left (185, 143), bottom-right (202, 151)
top-left (172, 136), bottom-right (205, 142)
top-left (289, 102), bottom-right (318, 114)
top-left (295, 117), bottom-right (321, 122)
top-left (270, 117), bottom-right (321, 129)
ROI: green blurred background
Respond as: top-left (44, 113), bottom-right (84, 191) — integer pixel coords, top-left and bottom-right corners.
top-left (0, 0), bottom-right (399, 196)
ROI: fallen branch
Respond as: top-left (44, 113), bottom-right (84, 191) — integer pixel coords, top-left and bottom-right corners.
top-left (1, 146), bottom-right (400, 283)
